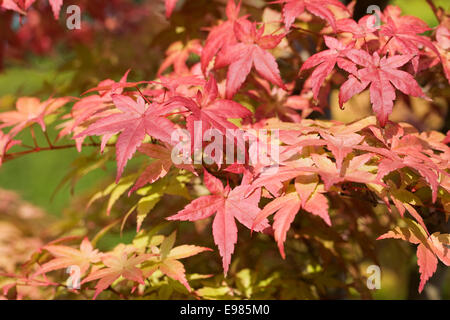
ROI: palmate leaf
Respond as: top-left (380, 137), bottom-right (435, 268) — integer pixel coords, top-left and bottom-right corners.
top-left (380, 5), bottom-right (440, 72)
top-left (275, 0), bottom-right (349, 31)
top-left (158, 40), bottom-right (202, 76)
top-left (0, 97), bottom-right (70, 136)
top-left (1, 0), bottom-right (449, 299)
top-left (299, 36), bottom-right (356, 100)
top-left (165, 0), bottom-right (179, 18)
top-left (128, 143), bottom-right (196, 195)
top-left (1, 0), bottom-right (62, 18)
top-left (142, 232), bottom-right (212, 292)
top-left (33, 238), bottom-right (102, 277)
top-left (339, 51), bottom-right (429, 127)
top-left (75, 94), bottom-right (177, 182)
top-left (82, 246), bottom-right (153, 299)
top-left (201, 0), bottom-right (243, 74)
top-left (168, 169), bottom-right (269, 275)
top-left (215, 20), bottom-right (286, 98)
top-left (0, 131), bottom-right (20, 167)
top-left (49, 0), bottom-right (63, 19)
top-left (378, 219), bottom-right (450, 293)
top-left (253, 174), bottom-right (330, 259)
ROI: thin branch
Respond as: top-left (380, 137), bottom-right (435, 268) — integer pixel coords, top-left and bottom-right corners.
top-left (380, 36), bottom-right (393, 54)
top-left (43, 130), bottom-right (53, 148)
top-left (3, 142), bottom-right (115, 162)
top-left (291, 25), bottom-right (321, 36)
top-left (30, 125), bottom-right (38, 148)
top-left (134, 85), bottom-right (152, 105)
top-left (426, 0), bottom-right (441, 23)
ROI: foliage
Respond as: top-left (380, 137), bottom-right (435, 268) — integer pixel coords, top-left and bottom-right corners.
top-left (0, 0), bottom-right (449, 300)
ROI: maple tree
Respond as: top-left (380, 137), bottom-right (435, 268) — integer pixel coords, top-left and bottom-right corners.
top-left (0, 0), bottom-right (449, 300)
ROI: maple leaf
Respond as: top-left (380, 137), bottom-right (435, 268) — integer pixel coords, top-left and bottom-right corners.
top-left (249, 152), bottom-right (381, 196)
top-left (0, 131), bottom-right (20, 167)
top-left (320, 131), bottom-right (364, 170)
top-left (275, 0), bottom-right (349, 31)
top-left (378, 219), bottom-right (450, 293)
top-left (299, 36), bottom-right (356, 100)
top-left (167, 169), bottom-right (270, 275)
top-left (142, 232), bottom-right (212, 291)
top-left (215, 20), bottom-right (286, 98)
top-left (380, 5), bottom-right (440, 72)
top-left (377, 155), bottom-right (440, 203)
top-left (1, 0), bottom-right (24, 14)
top-left (81, 69), bottom-right (148, 97)
top-left (75, 94), bottom-right (177, 182)
top-left (166, 75), bottom-right (251, 157)
top-left (340, 51), bottom-right (428, 127)
top-left (33, 237), bottom-right (102, 277)
top-left (65, 70), bottom-right (151, 148)
top-left (359, 132), bottom-right (443, 203)
top-left (158, 40), bottom-right (202, 76)
top-left (336, 15), bottom-right (379, 39)
top-left (312, 153), bottom-right (381, 190)
top-left (49, 0), bottom-right (63, 19)
top-left (435, 24), bottom-right (450, 84)
top-left (2, 0), bottom-right (62, 19)
top-left (165, 0), bottom-right (178, 18)
top-left (201, 0), bottom-right (244, 74)
top-left (248, 78), bottom-right (317, 122)
top-left (1, 0), bottom-right (35, 14)
top-left (0, 97), bottom-right (70, 136)
top-left (444, 130), bottom-right (450, 145)
top-left (152, 75), bottom-right (206, 98)
top-left (253, 173), bottom-right (330, 258)
top-left (82, 247), bottom-right (152, 299)
top-left (129, 143), bottom-right (195, 195)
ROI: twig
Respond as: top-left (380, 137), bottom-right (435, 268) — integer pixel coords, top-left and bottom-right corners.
top-left (3, 142), bottom-right (115, 162)
top-left (426, 0), bottom-right (441, 23)
top-left (43, 130), bottom-right (53, 148)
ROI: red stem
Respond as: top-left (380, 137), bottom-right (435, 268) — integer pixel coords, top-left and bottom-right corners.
top-left (3, 143), bottom-right (114, 162)
top-left (426, 0), bottom-right (441, 22)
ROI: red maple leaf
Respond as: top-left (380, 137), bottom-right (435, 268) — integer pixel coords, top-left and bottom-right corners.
top-left (380, 5), bottom-right (440, 72)
top-left (129, 143), bottom-right (195, 195)
top-left (0, 131), bottom-right (20, 166)
top-left (158, 40), bottom-right (202, 76)
top-left (248, 78), bottom-right (312, 122)
top-left (49, 0), bottom-right (63, 19)
top-left (299, 36), bottom-right (356, 100)
top-left (1, 0), bottom-right (35, 15)
top-left (336, 15), bottom-right (379, 39)
top-left (339, 51), bottom-right (428, 127)
top-left (201, 0), bottom-right (244, 74)
top-left (0, 97), bottom-right (70, 136)
top-left (320, 131), bottom-right (364, 171)
top-left (167, 169), bottom-right (270, 275)
top-left (165, 0), bottom-right (179, 18)
top-left (275, 0), bottom-right (349, 31)
top-left (151, 75), bottom-right (205, 98)
top-left (75, 94), bottom-right (177, 182)
top-left (253, 173), bottom-right (330, 258)
top-left (215, 20), bottom-right (286, 98)
top-left (166, 75), bottom-right (252, 158)
top-left (2, 0), bottom-right (62, 19)
top-left (311, 153), bottom-right (381, 190)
